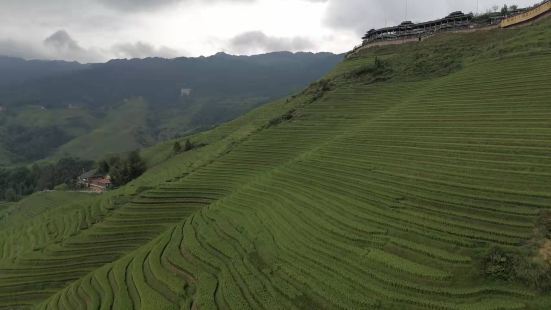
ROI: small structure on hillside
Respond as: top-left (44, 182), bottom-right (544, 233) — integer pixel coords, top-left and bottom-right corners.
top-left (180, 88), bottom-right (192, 97)
top-left (77, 169), bottom-right (112, 193)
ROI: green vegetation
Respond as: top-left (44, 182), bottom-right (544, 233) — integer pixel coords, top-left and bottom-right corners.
top-left (1, 125), bottom-right (71, 162)
top-left (0, 52), bottom-right (342, 166)
top-left (0, 158), bottom-right (93, 201)
top-left (1, 18), bottom-right (551, 309)
top-left (97, 151), bottom-right (147, 187)
top-left (172, 139), bottom-right (196, 156)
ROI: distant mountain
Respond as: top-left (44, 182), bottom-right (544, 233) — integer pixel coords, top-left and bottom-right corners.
top-left (0, 52), bottom-right (342, 165)
top-left (0, 56), bottom-right (87, 87)
top-left (0, 52), bottom-right (341, 108)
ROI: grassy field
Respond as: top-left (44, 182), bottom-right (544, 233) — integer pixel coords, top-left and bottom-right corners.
top-left (1, 18), bottom-right (551, 309)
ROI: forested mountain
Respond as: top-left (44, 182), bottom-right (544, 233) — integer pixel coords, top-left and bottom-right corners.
top-left (0, 56), bottom-right (86, 87)
top-left (0, 52), bottom-right (342, 165)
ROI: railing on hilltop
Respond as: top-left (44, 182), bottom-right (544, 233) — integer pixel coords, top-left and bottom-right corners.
top-left (500, 0), bottom-right (551, 28)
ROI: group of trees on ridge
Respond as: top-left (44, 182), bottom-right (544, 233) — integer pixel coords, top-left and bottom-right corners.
top-left (0, 134), bottom-right (205, 202)
top-left (0, 150), bottom-right (148, 202)
top-left (0, 158), bottom-right (94, 201)
top-left (97, 151), bottom-right (146, 187)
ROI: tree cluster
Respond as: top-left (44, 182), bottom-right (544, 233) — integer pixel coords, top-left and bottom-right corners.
top-left (482, 246), bottom-right (551, 292)
top-left (97, 151), bottom-right (146, 187)
top-left (0, 157), bottom-right (94, 201)
top-left (172, 139), bottom-right (195, 155)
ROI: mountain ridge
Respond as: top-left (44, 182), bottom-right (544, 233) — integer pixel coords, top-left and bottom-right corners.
top-left (0, 51), bottom-right (342, 165)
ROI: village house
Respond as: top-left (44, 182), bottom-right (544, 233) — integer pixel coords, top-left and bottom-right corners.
top-left (77, 169), bottom-right (112, 193)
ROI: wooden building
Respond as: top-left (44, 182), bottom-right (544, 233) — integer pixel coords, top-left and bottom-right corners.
top-left (78, 170), bottom-right (112, 193)
top-left (362, 11), bottom-right (474, 44)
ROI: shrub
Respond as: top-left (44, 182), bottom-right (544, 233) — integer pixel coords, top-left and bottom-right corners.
top-left (184, 139), bottom-right (194, 152)
top-left (482, 247), bottom-right (517, 280)
top-left (267, 109), bottom-right (296, 128)
top-left (481, 246), bottom-right (551, 292)
top-left (348, 57), bottom-right (394, 82)
top-left (173, 141), bottom-right (182, 154)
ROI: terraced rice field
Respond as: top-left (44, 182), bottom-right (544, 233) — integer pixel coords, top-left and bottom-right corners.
top-left (1, 19), bottom-right (551, 309)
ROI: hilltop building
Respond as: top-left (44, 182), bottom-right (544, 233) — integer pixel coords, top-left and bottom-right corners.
top-left (362, 11), bottom-right (473, 45)
top-left (358, 0), bottom-right (551, 50)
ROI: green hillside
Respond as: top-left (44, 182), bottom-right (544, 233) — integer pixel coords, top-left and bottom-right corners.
top-left (1, 19), bottom-right (551, 309)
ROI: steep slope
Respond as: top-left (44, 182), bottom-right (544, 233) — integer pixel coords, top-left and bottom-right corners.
top-left (1, 19), bottom-right (551, 309)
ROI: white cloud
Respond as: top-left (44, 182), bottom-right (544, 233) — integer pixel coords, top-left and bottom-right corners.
top-left (0, 0), bottom-right (542, 61)
top-left (111, 41), bottom-right (182, 59)
top-left (228, 31), bottom-right (315, 54)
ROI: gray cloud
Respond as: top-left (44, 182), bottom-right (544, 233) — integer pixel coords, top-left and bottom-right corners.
top-left (0, 31), bottom-right (99, 62)
top-left (0, 0), bottom-right (541, 61)
top-left (111, 41), bottom-right (182, 59)
top-left (228, 31), bottom-right (315, 54)
top-left (322, 0), bottom-right (536, 36)
top-left (0, 27), bottom-right (184, 62)
top-left (44, 30), bottom-right (83, 53)
top-left (0, 39), bottom-right (44, 60)
top-left (323, 0), bottom-right (450, 35)
top-left (97, 0), bottom-right (255, 12)
top-left (96, 0), bottom-right (183, 11)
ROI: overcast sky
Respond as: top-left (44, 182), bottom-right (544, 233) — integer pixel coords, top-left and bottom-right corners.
top-left (0, 0), bottom-right (537, 62)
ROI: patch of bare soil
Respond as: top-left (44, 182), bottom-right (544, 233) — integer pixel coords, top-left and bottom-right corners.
top-left (539, 239), bottom-right (551, 263)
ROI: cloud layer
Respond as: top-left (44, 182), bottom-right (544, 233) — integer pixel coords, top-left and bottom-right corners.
top-left (0, 0), bottom-right (539, 62)
top-left (229, 31), bottom-right (315, 54)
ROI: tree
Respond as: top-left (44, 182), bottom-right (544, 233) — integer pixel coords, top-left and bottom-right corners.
top-left (35, 164), bottom-right (56, 190)
top-left (54, 158), bottom-right (94, 188)
top-left (108, 162), bottom-right (126, 187)
top-left (184, 139), bottom-right (194, 152)
top-left (0, 157), bottom-right (93, 201)
top-left (173, 141), bottom-right (182, 154)
top-left (108, 151), bottom-right (146, 187)
top-left (501, 5), bottom-right (509, 14)
top-left (4, 188), bottom-right (17, 202)
top-left (97, 159), bottom-right (110, 175)
top-left (127, 151), bottom-right (146, 180)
